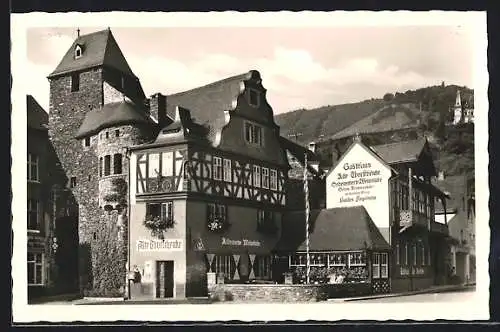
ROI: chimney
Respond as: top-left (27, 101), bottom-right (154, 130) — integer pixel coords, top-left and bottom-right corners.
top-left (149, 93), bottom-right (168, 127)
top-left (308, 141), bottom-right (316, 154)
top-left (438, 171), bottom-right (445, 181)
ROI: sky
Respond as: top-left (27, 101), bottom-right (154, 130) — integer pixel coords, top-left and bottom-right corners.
top-left (26, 26), bottom-right (476, 115)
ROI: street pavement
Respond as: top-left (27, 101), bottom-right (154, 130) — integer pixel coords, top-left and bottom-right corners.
top-left (35, 286), bottom-right (475, 305)
top-left (350, 288), bottom-right (475, 303)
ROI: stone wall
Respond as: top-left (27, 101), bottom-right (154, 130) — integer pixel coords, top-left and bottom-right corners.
top-left (208, 284), bottom-right (329, 303)
top-left (97, 124), bottom-right (148, 207)
top-left (48, 68), bottom-right (155, 296)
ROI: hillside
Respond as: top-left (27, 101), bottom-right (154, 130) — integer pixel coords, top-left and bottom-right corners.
top-left (276, 84), bottom-right (474, 177)
top-left (275, 99), bottom-right (386, 145)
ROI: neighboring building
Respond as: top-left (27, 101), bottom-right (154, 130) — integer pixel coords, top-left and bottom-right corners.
top-left (127, 70), bottom-right (290, 299)
top-left (280, 135), bottom-right (451, 293)
top-left (433, 173), bottom-right (476, 284)
top-left (46, 28), bottom-right (157, 296)
top-left (452, 89), bottom-right (474, 125)
top-left (27, 95), bottom-right (54, 299)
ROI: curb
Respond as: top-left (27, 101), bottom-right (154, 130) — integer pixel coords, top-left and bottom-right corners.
top-left (328, 284), bottom-right (474, 302)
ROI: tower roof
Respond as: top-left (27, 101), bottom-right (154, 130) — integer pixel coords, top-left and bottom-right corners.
top-left (48, 29), bottom-right (137, 79)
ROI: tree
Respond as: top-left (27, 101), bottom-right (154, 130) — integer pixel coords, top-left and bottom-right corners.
top-left (383, 93), bottom-right (394, 102)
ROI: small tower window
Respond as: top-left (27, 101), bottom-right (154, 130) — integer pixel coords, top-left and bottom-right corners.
top-left (115, 129), bottom-right (120, 137)
top-left (105, 131), bottom-right (109, 139)
top-left (104, 155), bottom-right (111, 176)
top-left (71, 73), bottom-right (80, 92)
top-left (84, 137), bottom-right (91, 147)
top-left (74, 45), bottom-right (83, 59)
top-left (113, 154), bottom-right (122, 175)
top-left (70, 177), bottom-right (77, 188)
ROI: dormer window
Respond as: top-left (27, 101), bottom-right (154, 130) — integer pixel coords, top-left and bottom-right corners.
top-left (74, 44), bottom-right (83, 59)
top-left (248, 88), bottom-right (260, 107)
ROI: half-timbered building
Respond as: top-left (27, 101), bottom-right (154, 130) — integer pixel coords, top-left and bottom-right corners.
top-left (128, 70), bottom-right (290, 299)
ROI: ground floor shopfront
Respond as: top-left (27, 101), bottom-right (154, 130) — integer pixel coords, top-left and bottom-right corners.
top-left (128, 198), bottom-right (282, 299)
top-left (390, 224), bottom-right (451, 293)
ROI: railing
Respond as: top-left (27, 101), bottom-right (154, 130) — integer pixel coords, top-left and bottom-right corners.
top-left (399, 210), bottom-right (429, 228)
top-left (431, 222), bottom-right (449, 235)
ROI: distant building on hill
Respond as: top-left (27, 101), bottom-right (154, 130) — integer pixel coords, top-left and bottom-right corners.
top-left (451, 89), bottom-right (474, 125)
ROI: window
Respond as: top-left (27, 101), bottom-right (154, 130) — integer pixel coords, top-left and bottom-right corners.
top-left (257, 210), bottom-right (275, 232)
top-left (28, 153), bottom-right (39, 182)
top-left (223, 159), bottom-right (232, 182)
top-left (253, 165), bottom-right (261, 187)
top-left (213, 255), bottom-right (235, 280)
top-left (404, 243), bottom-right (408, 265)
top-left (84, 137), bottom-right (90, 147)
top-left (248, 89), bottom-right (260, 107)
top-left (70, 177), bottom-right (77, 188)
top-left (270, 169), bottom-right (278, 190)
top-left (208, 203), bottom-right (227, 222)
top-left (161, 152), bottom-right (173, 177)
top-left (261, 167), bottom-right (269, 189)
top-left (213, 157), bottom-right (222, 181)
top-left (328, 253), bottom-right (347, 267)
top-left (146, 201), bottom-right (174, 222)
top-left (113, 154), bottom-right (122, 175)
top-left (380, 253), bottom-right (388, 278)
top-left (27, 252), bottom-right (44, 286)
top-left (254, 255), bottom-right (271, 279)
top-left (421, 243), bottom-right (426, 266)
top-left (105, 131), bottom-right (109, 139)
top-left (71, 73), bottom-right (80, 92)
top-left (372, 253), bottom-right (380, 279)
top-left (395, 243), bottom-right (400, 265)
top-left (412, 243), bottom-right (417, 266)
top-left (75, 45), bottom-right (82, 59)
top-left (244, 122), bottom-right (263, 146)
top-left (148, 153), bottom-right (160, 178)
top-left (104, 155), bottom-right (111, 176)
top-left (115, 129), bottom-right (120, 138)
top-left (348, 252), bottom-right (366, 266)
top-left (99, 157), bottom-right (103, 177)
top-left (27, 199), bottom-right (40, 231)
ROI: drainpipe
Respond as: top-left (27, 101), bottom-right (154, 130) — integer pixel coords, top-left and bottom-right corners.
top-left (408, 167), bottom-right (413, 221)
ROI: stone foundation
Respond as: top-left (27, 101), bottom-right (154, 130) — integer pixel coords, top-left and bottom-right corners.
top-left (208, 284), bottom-right (329, 303)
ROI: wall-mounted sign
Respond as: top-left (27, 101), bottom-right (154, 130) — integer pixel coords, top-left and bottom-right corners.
top-left (136, 239), bottom-right (183, 252)
top-left (326, 142), bottom-right (392, 236)
top-left (221, 237), bottom-right (261, 247)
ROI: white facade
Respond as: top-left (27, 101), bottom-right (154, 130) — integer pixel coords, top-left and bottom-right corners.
top-left (325, 141), bottom-right (392, 243)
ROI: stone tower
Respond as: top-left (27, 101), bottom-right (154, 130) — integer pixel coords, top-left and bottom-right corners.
top-left (47, 29), bottom-right (157, 295)
top-left (453, 89), bottom-right (463, 125)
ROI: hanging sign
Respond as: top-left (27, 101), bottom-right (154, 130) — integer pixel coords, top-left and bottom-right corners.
top-left (136, 239), bottom-right (183, 252)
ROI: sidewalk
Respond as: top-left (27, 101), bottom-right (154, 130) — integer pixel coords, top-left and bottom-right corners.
top-left (328, 283), bottom-right (475, 302)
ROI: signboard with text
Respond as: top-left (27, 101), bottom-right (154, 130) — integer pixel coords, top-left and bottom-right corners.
top-left (326, 142), bottom-right (392, 234)
top-left (136, 239), bottom-right (183, 252)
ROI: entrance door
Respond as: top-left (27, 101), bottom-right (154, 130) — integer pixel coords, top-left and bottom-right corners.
top-left (156, 261), bottom-right (174, 298)
top-left (55, 215), bottom-right (79, 293)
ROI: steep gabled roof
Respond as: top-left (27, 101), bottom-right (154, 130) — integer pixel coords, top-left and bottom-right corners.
top-left (48, 29), bottom-right (136, 78)
top-left (27, 95), bottom-right (48, 131)
top-left (75, 101), bottom-right (154, 138)
top-left (164, 71), bottom-right (258, 145)
top-left (276, 206), bottom-right (391, 252)
top-left (370, 138), bottom-right (428, 165)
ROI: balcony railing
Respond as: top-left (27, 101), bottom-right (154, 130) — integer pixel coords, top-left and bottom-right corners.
top-left (431, 222), bottom-right (449, 235)
top-left (399, 209), bottom-right (448, 235)
top-left (399, 209), bottom-right (428, 228)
